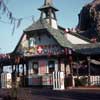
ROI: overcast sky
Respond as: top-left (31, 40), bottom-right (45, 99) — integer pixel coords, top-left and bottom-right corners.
top-left (0, 0), bottom-right (93, 53)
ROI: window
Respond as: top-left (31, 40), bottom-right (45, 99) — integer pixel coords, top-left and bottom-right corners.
top-left (48, 61), bottom-right (55, 73)
top-left (29, 37), bottom-right (36, 47)
top-left (32, 62), bottom-right (38, 74)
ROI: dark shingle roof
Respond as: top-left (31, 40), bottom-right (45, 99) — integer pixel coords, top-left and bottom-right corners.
top-left (46, 25), bottom-right (73, 48)
top-left (74, 43), bottom-right (100, 55)
top-left (24, 20), bottom-right (48, 32)
top-left (24, 19), bottom-right (73, 48)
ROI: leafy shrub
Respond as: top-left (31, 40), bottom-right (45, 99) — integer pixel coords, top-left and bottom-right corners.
top-left (75, 77), bottom-right (88, 87)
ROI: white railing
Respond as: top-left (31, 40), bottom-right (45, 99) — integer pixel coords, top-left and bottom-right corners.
top-left (73, 76), bottom-right (100, 86)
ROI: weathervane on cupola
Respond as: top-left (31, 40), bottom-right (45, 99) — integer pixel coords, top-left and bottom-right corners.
top-left (38, 0), bottom-right (59, 29)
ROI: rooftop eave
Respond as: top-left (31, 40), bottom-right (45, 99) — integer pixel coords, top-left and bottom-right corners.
top-left (38, 5), bottom-right (59, 11)
top-left (74, 43), bottom-right (100, 55)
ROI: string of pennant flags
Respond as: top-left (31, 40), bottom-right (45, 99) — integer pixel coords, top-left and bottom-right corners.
top-left (0, 0), bottom-right (35, 34)
top-left (0, 0), bottom-right (22, 27)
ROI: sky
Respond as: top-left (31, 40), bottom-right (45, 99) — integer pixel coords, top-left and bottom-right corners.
top-left (0, 0), bottom-right (93, 54)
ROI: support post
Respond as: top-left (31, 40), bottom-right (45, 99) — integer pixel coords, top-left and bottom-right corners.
top-left (68, 49), bottom-right (74, 87)
top-left (87, 56), bottom-right (91, 86)
top-left (17, 64), bottom-right (20, 77)
top-left (25, 63), bottom-right (28, 87)
top-left (22, 64), bottom-right (25, 87)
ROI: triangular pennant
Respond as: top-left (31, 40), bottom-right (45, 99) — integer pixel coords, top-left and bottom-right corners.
top-left (0, 0), bottom-right (2, 9)
top-left (32, 15), bottom-right (35, 22)
top-left (9, 12), bottom-right (12, 19)
top-left (2, 4), bottom-right (6, 13)
top-left (10, 17), bottom-right (14, 24)
top-left (12, 20), bottom-right (16, 35)
top-left (17, 18), bottom-right (22, 28)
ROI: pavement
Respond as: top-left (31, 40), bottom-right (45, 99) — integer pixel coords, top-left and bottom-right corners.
top-left (72, 87), bottom-right (100, 90)
top-left (0, 87), bottom-right (100, 100)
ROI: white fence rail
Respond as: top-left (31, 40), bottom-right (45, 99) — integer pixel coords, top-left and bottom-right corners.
top-left (73, 76), bottom-right (100, 86)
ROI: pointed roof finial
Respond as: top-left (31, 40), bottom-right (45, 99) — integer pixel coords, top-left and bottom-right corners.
top-left (44, 0), bottom-right (53, 6)
top-left (38, 0), bottom-right (58, 12)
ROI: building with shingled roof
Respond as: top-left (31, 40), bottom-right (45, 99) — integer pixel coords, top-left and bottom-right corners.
top-left (1, 0), bottom-right (100, 88)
